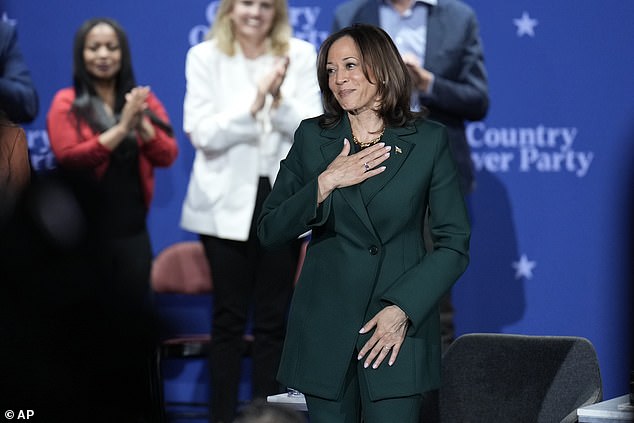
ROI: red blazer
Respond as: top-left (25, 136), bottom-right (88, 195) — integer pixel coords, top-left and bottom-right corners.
top-left (46, 88), bottom-right (178, 209)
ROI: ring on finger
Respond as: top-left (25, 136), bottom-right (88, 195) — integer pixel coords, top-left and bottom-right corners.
top-left (384, 345), bottom-right (392, 350)
top-left (364, 162), bottom-right (370, 172)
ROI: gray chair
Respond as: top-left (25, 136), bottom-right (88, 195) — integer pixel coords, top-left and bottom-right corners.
top-left (439, 333), bottom-right (602, 423)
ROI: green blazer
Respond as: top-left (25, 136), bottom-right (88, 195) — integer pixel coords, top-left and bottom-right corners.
top-left (258, 115), bottom-right (470, 401)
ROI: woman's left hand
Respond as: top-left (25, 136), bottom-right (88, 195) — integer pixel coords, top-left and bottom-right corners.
top-left (357, 305), bottom-right (409, 369)
top-left (121, 86), bottom-right (150, 129)
top-left (251, 56), bottom-right (290, 116)
top-left (267, 56), bottom-right (290, 99)
top-left (125, 86), bottom-right (155, 141)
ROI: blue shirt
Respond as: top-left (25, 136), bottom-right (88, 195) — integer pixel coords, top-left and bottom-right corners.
top-left (379, 0), bottom-right (436, 109)
top-left (379, 0), bottom-right (436, 68)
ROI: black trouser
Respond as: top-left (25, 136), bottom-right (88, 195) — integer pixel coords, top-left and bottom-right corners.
top-left (201, 177), bottom-right (300, 423)
top-left (103, 229), bottom-right (160, 422)
top-left (105, 229), bottom-right (153, 303)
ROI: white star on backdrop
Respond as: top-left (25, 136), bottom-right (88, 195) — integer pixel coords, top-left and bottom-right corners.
top-left (512, 254), bottom-right (537, 280)
top-left (514, 11), bottom-right (538, 37)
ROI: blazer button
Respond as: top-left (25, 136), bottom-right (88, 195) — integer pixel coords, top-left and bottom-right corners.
top-left (369, 245), bottom-right (379, 255)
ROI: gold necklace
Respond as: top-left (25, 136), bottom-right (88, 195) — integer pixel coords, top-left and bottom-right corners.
top-left (351, 127), bottom-right (385, 148)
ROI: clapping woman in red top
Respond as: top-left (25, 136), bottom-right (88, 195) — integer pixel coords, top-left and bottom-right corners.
top-left (47, 17), bottom-right (178, 300)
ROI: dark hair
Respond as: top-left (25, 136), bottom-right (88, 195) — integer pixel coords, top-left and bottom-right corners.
top-left (0, 109), bottom-right (13, 126)
top-left (317, 24), bottom-right (423, 129)
top-left (71, 18), bottom-right (172, 136)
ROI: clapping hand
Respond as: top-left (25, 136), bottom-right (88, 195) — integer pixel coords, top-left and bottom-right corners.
top-left (266, 56), bottom-right (289, 100)
top-left (120, 86), bottom-right (149, 131)
top-left (251, 56), bottom-right (290, 116)
top-left (402, 53), bottom-right (433, 93)
top-left (122, 86), bottom-right (155, 140)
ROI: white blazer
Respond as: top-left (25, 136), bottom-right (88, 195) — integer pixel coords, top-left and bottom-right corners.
top-left (180, 37), bottom-right (323, 241)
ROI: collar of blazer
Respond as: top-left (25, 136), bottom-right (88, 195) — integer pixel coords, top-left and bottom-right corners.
top-left (318, 116), bottom-right (416, 236)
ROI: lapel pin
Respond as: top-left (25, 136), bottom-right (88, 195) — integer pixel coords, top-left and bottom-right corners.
top-left (395, 146), bottom-right (402, 154)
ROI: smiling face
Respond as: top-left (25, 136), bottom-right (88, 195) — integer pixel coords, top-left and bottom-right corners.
top-left (230, 0), bottom-right (276, 44)
top-left (326, 36), bottom-right (380, 114)
top-left (83, 23), bottom-right (121, 81)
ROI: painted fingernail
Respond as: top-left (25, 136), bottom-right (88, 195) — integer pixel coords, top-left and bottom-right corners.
top-left (372, 363), bottom-right (378, 369)
top-left (364, 362), bottom-right (369, 369)
top-left (385, 145), bottom-right (391, 151)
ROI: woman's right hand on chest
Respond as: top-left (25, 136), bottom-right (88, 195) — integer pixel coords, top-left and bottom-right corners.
top-left (317, 139), bottom-right (391, 203)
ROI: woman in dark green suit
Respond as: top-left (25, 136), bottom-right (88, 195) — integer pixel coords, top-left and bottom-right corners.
top-left (258, 24), bottom-right (470, 423)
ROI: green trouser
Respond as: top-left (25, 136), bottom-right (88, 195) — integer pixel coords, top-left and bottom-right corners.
top-left (304, 356), bottom-right (422, 423)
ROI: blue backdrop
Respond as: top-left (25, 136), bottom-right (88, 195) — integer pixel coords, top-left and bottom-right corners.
top-left (3, 0), bottom-right (633, 403)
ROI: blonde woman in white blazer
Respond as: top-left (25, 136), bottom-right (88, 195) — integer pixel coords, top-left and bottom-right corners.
top-left (180, 0), bottom-right (322, 421)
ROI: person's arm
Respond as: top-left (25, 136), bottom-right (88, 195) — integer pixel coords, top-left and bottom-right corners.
top-left (259, 124), bottom-right (391, 248)
top-left (357, 126), bottom-right (469, 370)
top-left (270, 41), bottom-right (323, 137)
top-left (381, 126), bottom-right (470, 331)
top-left (138, 92), bottom-right (178, 168)
top-left (0, 23), bottom-right (39, 123)
top-left (422, 13), bottom-right (489, 121)
top-left (47, 88), bottom-right (152, 168)
top-left (46, 89), bottom-right (111, 169)
top-left (257, 122), bottom-right (328, 249)
top-left (183, 44), bottom-right (260, 153)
